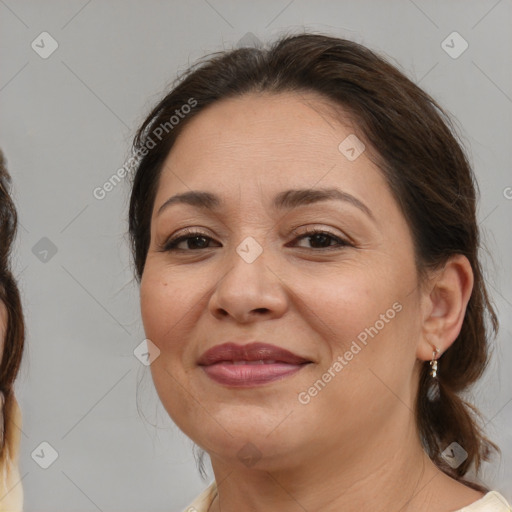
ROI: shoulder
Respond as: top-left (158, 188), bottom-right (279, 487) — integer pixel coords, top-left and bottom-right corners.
top-left (455, 491), bottom-right (512, 512)
top-left (182, 481), bottom-right (217, 512)
top-left (180, 484), bottom-right (511, 512)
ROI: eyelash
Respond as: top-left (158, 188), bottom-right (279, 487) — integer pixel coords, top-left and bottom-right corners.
top-left (161, 228), bottom-right (351, 252)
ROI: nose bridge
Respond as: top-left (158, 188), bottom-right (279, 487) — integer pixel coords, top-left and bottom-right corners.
top-left (208, 234), bottom-right (287, 321)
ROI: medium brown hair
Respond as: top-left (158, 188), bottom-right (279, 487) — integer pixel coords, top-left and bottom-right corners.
top-left (128, 33), bottom-right (498, 487)
top-left (0, 149), bottom-right (25, 462)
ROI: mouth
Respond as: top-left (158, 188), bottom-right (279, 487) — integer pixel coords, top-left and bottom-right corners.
top-left (197, 342), bottom-right (311, 387)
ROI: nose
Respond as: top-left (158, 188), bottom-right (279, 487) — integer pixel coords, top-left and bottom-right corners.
top-left (207, 245), bottom-right (289, 324)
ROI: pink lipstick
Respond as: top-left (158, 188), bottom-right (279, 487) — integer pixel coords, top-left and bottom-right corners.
top-left (197, 342), bottom-right (310, 387)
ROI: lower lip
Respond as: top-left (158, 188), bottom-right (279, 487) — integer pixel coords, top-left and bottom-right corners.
top-left (201, 362), bottom-right (307, 387)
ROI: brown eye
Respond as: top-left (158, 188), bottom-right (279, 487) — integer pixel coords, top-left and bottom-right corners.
top-left (291, 229), bottom-right (350, 250)
top-left (164, 232), bottom-right (220, 251)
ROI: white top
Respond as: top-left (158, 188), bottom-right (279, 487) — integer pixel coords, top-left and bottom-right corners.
top-left (183, 482), bottom-right (512, 512)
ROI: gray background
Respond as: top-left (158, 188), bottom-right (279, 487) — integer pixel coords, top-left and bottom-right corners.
top-left (1, 0), bottom-right (511, 510)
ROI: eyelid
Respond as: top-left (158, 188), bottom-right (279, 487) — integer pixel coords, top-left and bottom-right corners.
top-left (288, 224), bottom-right (353, 245)
top-left (160, 228), bottom-right (352, 254)
top-left (288, 228), bottom-right (351, 250)
top-left (159, 227), bottom-right (219, 252)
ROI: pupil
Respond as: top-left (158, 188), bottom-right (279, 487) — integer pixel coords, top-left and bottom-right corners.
top-left (190, 236), bottom-right (208, 249)
top-left (311, 234), bottom-right (330, 248)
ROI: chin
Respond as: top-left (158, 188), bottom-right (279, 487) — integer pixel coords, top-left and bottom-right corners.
top-left (199, 430), bottom-right (305, 472)
top-left (175, 405), bottom-right (302, 462)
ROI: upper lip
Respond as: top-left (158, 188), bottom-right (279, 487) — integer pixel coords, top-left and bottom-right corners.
top-left (197, 342), bottom-right (310, 366)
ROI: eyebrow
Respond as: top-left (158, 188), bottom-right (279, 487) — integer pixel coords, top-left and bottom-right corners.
top-left (157, 187), bottom-right (374, 220)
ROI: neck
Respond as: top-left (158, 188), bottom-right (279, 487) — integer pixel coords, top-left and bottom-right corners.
top-left (208, 419), bottom-right (449, 512)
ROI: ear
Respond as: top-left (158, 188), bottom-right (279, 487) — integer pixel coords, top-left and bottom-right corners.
top-left (417, 254), bottom-right (474, 361)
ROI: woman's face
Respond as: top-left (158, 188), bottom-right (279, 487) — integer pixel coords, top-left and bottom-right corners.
top-left (140, 92), bottom-right (425, 469)
top-left (0, 300), bottom-right (6, 360)
top-left (0, 300), bottom-right (6, 410)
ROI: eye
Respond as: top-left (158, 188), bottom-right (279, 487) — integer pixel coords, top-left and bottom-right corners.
top-left (290, 229), bottom-right (350, 250)
top-left (162, 230), bottom-right (221, 251)
top-left (160, 228), bottom-right (350, 252)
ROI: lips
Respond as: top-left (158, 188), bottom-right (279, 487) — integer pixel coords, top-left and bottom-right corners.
top-left (197, 342), bottom-right (310, 387)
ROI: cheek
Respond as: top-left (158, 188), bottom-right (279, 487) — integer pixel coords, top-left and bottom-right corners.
top-left (140, 267), bottom-right (197, 351)
top-left (290, 263), bottom-right (397, 351)
top-left (140, 268), bottom-right (201, 425)
top-left (295, 261), bottom-right (419, 390)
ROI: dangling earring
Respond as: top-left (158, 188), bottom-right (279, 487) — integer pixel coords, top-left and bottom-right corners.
top-left (429, 346), bottom-right (440, 378)
top-left (427, 346), bottom-right (441, 401)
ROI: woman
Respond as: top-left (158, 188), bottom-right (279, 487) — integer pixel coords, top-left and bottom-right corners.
top-left (129, 34), bottom-right (511, 511)
top-left (0, 150), bottom-right (24, 511)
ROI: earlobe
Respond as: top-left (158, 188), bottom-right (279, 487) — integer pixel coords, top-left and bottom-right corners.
top-left (417, 254), bottom-right (474, 361)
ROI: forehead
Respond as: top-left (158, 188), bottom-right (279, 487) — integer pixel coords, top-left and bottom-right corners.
top-left (154, 92), bottom-right (389, 211)
top-left (167, 92), bottom-right (358, 166)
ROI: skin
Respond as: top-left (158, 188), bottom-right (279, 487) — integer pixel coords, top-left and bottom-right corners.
top-left (0, 301), bottom-right (6, 355)
top-left (1, 300), bottom-right (7, 437)
top-left (140, 92), bottom-right (481, 511)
